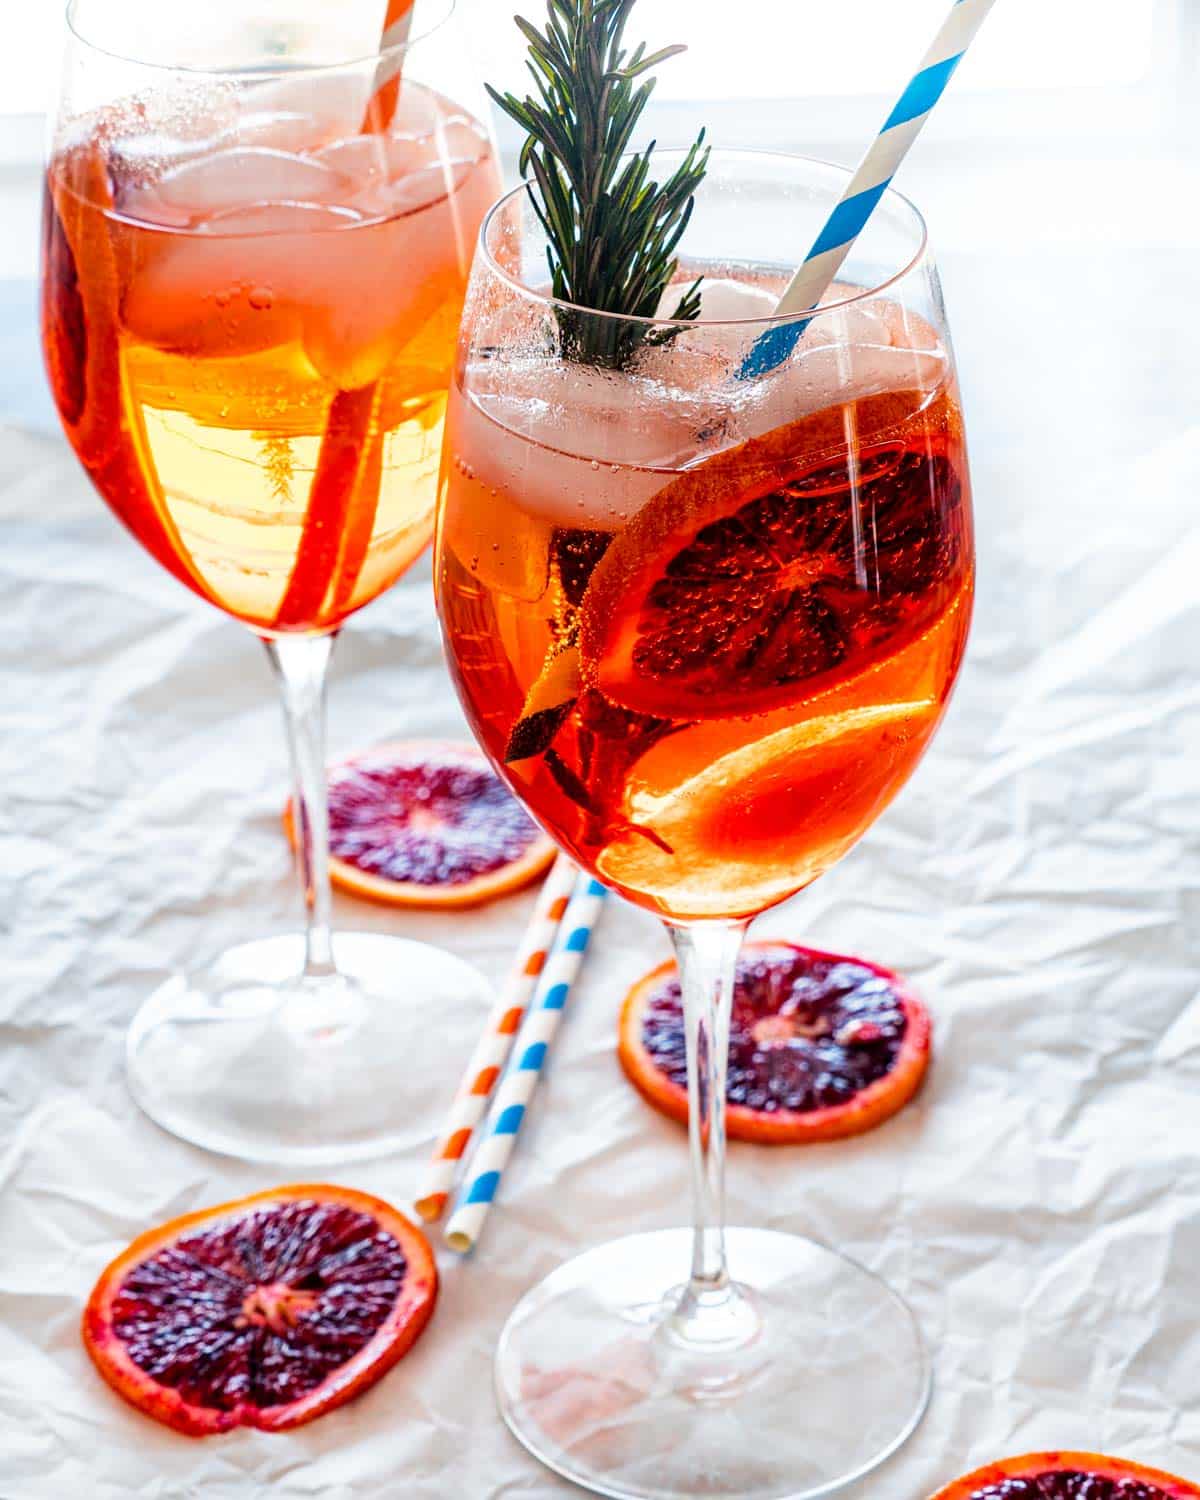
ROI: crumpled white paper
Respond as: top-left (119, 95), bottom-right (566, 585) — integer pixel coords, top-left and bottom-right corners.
top-left (2, 400), bottom-right (1200, 1499)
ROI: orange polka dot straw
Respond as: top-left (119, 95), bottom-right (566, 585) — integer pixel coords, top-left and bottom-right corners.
top-left (414, 855), bottom-right (580, 1221)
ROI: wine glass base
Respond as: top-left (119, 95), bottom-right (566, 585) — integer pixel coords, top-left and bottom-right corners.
top-left (126, 932), bottom-right (493, 1164)
top-left (495, 1228), bottom-right (929, 1500)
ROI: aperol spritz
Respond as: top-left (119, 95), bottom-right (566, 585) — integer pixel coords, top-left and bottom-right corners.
top-left (435, 152), bottom-right (975, 1499)
top-left (440, 324), bottom-right (971, 920)
top-left (45, 77), bottom-right (499, 634)
top-left (41, 0), bottom-right (501, 1164)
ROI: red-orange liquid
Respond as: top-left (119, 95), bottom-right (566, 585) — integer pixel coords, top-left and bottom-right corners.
top-left (42, 91), bottom-right (500, 634)
top-left (437, 380), bottom-right (974, 921)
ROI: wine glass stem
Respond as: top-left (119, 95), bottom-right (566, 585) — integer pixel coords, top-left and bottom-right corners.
top-left (667, 918), bottom-right (749, 1322)
top-left (265, 633), bottom-right (337, 980)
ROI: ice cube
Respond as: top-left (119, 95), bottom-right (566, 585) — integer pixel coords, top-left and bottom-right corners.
top-left (234, 110), bottom-right (314, 154)
top-left (313, 134), bottom-right (384, 180)
top-left (121, 232), bottom-right (305, 357)
top-left (454, 286), bottom-right (951, 532)
top-left (429, 119), bottom-right (489, 163)
top-left (386, 161), bottom-right (472, 216)
top-left (388, 81), bottom-right (462, 140)
top-left (194, 201), bottom-right (363, 235)
top-left (236, 72), bottom-right (373, 149)
top-left (121, 147), bottom-right (355, 228)
top-left (121, 139), bottom-right (496, 379)
top-left (636, 277), bottom-right (784, 381)
top-left (302, 153), bottom-right (499, 385)
top-left (734, 301), bottom-right (948, 441)
top-left (459, 357), bottom-right (714, 529)
top-left (121, 201), bottom-right (361, 357)
top-left (654, 276), bottom-right (780, 324)
top-left (97, 85), bottom-right (240, 207)
top-left (314, 138), bottom-right (471, 219)
top-left (108, 131), bottom-right (225, 197)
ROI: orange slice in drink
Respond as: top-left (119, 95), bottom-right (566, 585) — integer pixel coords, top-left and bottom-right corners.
top-left (273, 383), bottom-right (386, 629)
top-left (83, 1184), bottom-right (437, 1436)
top-left (618, 941), bottom-right (931, 1144)
top-left (271, 0), bottom-right (418, 631)
top-left (929, 1454), bottom-right (1200, 1500)
top-left (595, 693), bottom-right (939, 916)
top-left (46, 144), bottom-right (214, 603)
top-left (285, 741), bottom-right (555, 908)
top-left (579, 388), bottom-right (968, 722)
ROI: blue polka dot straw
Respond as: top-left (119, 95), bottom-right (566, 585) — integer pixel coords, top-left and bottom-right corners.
top-left (444, 874), bottom-right (608, 1252)
top-left (740, 0), bottom-right (999, 380)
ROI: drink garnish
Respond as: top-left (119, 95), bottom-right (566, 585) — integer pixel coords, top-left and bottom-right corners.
top-left (489, 1), bottom-right (709, 761)
top-left (282, 741), bottom-right (555, 908)
top-left (45, 147), bottom-right (214, 604)
top-left (273, 383), bottom-right (384, 628)
top-left (271, 0), bottom-right (412, 631)
top-left (931, 1453), bottom-right (1200, 1500)
top-left (579, 393), bottom-right (967, 721)
top-left (619, 941), bottom-right (932, 1144)
top-left (82, 1184), bottom-right (438, 1435)
top-left (487, 0), bottom-right (709, 370)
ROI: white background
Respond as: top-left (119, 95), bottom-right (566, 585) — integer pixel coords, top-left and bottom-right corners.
top-left (0, 0), bottom-right (1176, 110)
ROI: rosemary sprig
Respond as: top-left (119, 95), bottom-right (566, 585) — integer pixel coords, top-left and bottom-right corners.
top-left (487, 0), bottom-right (709, 369)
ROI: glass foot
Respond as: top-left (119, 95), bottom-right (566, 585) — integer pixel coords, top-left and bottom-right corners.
top-left (126, 933), bottom-right (493, 1163)
top-left (495, 1228), bottom-right (929, 1500)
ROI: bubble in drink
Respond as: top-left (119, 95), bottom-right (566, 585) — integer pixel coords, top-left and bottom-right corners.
top-left (124, 146), bottom-right (353, 227)
top-left (437, 265), bottom-right (974, 918)
top-left (234, 71), bottom-right (375, 150)
top-left (42, 80), bottom-right (502, 632)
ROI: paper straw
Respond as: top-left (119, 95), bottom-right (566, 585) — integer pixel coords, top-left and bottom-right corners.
top-left (740, 0), bottom-right (999, 379)
top-left (414, 854), bottom-right (580, 1222)
top-left (363, 0), bottom-right (416, 132)
top-left (444, 875), bottom-right (607, 1253)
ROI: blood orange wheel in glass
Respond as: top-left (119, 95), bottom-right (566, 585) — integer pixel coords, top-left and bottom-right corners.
top-left (619, 940), bottom-right (931, 1143)
top-left (579, 395), bottom-right (968, 724)
top-left (930, 1454), bottom-right (1200, 1500)
top-left (82, 1185), bottom-right (438, 1436)
top-left (285, 741), bottom-right (556, 908)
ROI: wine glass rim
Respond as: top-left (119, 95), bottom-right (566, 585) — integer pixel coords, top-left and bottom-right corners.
top-left (477, 146), bottom-right (931, 331)
top-left (64, 0), bottom-right (455, 78)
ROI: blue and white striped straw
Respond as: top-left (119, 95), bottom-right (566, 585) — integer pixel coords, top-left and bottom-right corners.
top-left (444, 874), bottom-right (607, 1253)
top-left (740, 0), bottom-right (999, 379)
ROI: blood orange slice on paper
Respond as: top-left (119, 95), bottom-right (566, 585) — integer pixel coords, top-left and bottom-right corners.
top-left (580, 390), bottom-right (967, 721)
top-left (285, 741), bottom-right (555, 908)
top-left (931, 1453), bottom-right (1200, 1500)
top-left (618, 940), bottom-right (931, 1144)
top-left (83, 1184), bottom-right (437, 1436)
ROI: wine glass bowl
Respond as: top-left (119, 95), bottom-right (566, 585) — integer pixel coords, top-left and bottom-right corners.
top-left (45, 0), bottom-right (498, 635)
top-left (435, 150), bottom-right (974, 1499)
top-left (438, 153), bottom-right (973, 923)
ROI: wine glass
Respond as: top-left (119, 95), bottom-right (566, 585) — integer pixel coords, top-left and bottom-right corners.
top-left (41, 0), bottom-right (503, 1162)
top-left (436, 150), bottom-right (974, 1499)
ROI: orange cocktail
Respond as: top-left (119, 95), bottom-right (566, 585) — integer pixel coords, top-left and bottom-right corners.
top-left (44, 81), bottom-right (500, 634)
top-left (438, 280), bottom-right (972, 921)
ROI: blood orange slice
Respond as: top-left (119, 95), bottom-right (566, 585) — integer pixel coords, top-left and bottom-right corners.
top-left (82, 1184), bottom-right (437, 1436)
top-left (931, 1453), bottom-right (1200, 1500)
top-left (618, 940), bottom-right (930, 1143)
top-left (580, 388), bottom-right (968, 721)
top-left (285, 741), bottom-right (555, 908)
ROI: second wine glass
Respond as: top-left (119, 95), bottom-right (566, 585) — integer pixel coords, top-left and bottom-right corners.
top-left (42, 0), bottom-right (503, 1161)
